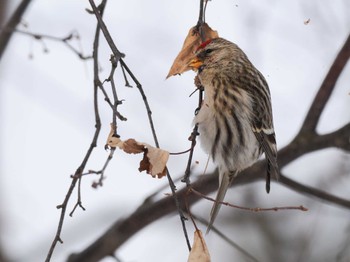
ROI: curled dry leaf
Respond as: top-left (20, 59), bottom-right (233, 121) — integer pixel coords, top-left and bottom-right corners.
top-left (188, 230), bottom-right (211, 262)
top-left (106, 124), bottom-right (169, 178)
top-left (139, 143), bottom-right (169, 178)
top-left (166, 23), bottom-right (219, 78)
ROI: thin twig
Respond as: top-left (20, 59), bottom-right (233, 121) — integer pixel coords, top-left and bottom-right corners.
top-left (91, 148), bottom-right (116, 188)
top-left (120, 55), bottom-right (193, 250)
top-left (107, 55), bottom-right (127, 122)
top-left (182, 1), bottom-right (207, 186)
top-left (196, 0), bottom-right (208, 42)
top-left (190, 188), bottom-right (308, 212)
top-left (97, 80), bottom-right (114, 109)
top-left (166, 169), bottom-right (192, 251)
top-left (119, 61), bottom-right (192, 250)
top-left (88, 0), bottom-right (124, 62)
top-left (90, 0), bottom-right (160, 147)
top-left (182, 82), bottom-right (203, 185)
top-left (45, 1), bottom-right (107, 261)
top-left (185, 190), bottom-right (200, 232)
top-left (119, 59), bottom-right (160, 147)
top-left (169, 148), bottom-right (192, 155)
top-left (184, 1), bottom-right (209, 185)
top-left (192, 214), bottom-right (260, 262)
top-left (69, 176), bottom-right (86, 217)
top-left (198, 0), bottom-right (205, 25)
top-left (12, 29), bottom-right (92, 60)
top-left (120, 63), bottom-right (132, 87)
top-left (137, 175), bottom-right (185, 209)
top-left (182, 124), bottom-right (199, 185)
top-left (88, 0), bottom-right (191, 251)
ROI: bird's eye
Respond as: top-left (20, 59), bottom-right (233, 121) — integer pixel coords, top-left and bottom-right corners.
top-left (205, 49), bottom-right (213, 54)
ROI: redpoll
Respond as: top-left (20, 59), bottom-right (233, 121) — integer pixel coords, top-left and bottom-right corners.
top-left (188, 38), bottom-right (279, 233)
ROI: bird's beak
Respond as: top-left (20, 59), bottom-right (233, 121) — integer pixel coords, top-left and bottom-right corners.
top-left (188, 57), bottom-right (203, 71)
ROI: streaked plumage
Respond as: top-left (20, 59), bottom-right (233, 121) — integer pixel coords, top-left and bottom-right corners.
top-left (189, 38), bottom-right (279, 233)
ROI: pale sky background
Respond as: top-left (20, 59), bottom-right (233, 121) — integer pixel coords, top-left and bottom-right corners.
top-left (1, 1), bottom-right (350, 261)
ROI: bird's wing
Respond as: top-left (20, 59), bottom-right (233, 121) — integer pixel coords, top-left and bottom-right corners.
top-left (253, 120), bottom-right (279, 193)
top-left (246, 68), bottom-right (279, 193)
top-left (252, 127), bottom-right (279, 193)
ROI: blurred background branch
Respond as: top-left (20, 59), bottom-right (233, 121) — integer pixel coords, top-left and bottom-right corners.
top-left (300, 34), bottom-right (350, 133)
top-left (0, 0), bottom-right (32, 60)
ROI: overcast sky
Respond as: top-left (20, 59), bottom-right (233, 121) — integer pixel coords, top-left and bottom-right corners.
top-left (1, 1), bottom-right (350, 261)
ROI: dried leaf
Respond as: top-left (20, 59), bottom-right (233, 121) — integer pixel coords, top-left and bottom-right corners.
top-left (139, 150), bottom-right (151, 174)
top-left (188, 230), bottom-right (211, 262)
top-left (139, 144), bottom-right (169, 178)
top-left (122, 139), bottom-right (144, 154)
top-left (105, 124), bottom-right (169, 178)
top-left (167, 23), bottom-right (219, 78)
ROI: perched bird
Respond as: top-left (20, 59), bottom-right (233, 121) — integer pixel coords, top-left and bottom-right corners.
top-left (188, 38), bottom-right (279, 233)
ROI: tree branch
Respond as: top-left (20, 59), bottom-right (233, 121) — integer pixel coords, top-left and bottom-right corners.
top-left (0, 0), bottom-right (32, 60)
top-left (300, 33), bottom-right (350, 133)
top-left (88, 0), bottom-right (124, 62)
top-left (88, 0), bottom-right (193, 253)
top-left (12, 29), bottom-right (92, 60)
top-left (280, 173), bottom-right (350, 209)
top-left (67, 121), bottom-right (350, 262)
top-left (45, 1), bottom-right (107, 261)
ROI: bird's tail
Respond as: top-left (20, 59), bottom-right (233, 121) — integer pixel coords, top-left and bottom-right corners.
top-left (206, 170), bottom-right (237, 234)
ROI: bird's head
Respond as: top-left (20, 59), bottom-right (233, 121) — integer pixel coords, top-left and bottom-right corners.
top-left (188, 38), bottom-right (236, 73)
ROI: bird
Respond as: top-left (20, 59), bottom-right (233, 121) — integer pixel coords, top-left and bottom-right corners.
top-left (188, 37), bottom-right (279, 233)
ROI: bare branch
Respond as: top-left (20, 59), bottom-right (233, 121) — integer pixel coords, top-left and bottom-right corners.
top-left (190, 188), bottom-right (307, 212)
top-left (44, 1), bottom-right (107, 261)
top-left (278, 123), bottom-right (350, 168)
top-left (300, 33), bottom-right (350, 133)
top-left (67, 120), bottom-right (350, 261)
top-left (280, 172), bottom-right (350, 209)
top-left (88, 0), bottom-right (192, 251)
top-left (0, 0), bottom-right (32, 60)
top-left (119, 59), bottom-right (161, 148)
top-left (88, 0), bottom-right (124, 62)
top-left (90, 148), bottom-right (116, 188)
top-left (12, 29), bottom-right (92, 60)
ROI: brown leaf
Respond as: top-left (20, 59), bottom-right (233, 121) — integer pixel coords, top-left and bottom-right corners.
top-left (105, 124), bottom-right (169, 178)
top-left (139, 143), bottom-right (169, 178)
top-left (122, 139), bottom-right (144, 154)
top-left (166, 23), bottom-right (219, 78)
top-left (188, 230), bottom-right (211, 262)
top-left (139, 149), bottom-right (151, 174)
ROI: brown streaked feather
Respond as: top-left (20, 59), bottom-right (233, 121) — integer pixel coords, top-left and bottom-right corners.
top-left (253, 129), bottom-right (279, 193)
